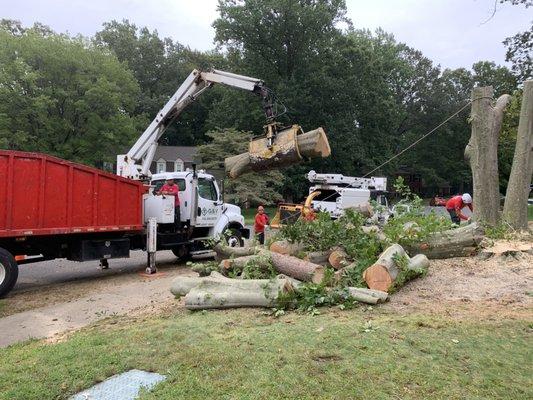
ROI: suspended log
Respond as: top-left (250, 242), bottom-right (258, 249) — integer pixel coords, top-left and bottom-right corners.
top-left (269, 240), bottom-right (305, 256)
top-left (213, 243), bottom-right (260, 261)
top-left (328, 248), bottom-right (349, 269)
top-left (363, 244), bottom-right (429, 292)
top-left (184, 278), bottom-right (294, 310)
top-left (347, 287), bottom-right (389, 304)
top-left (405, 223), bottom-right (484, 259)
top-left (225, 126), bottom-right (331, 178)
top-left (269, 252), bottom-right (325, 283)
top-left (303, 250), bottom-right (331, 265)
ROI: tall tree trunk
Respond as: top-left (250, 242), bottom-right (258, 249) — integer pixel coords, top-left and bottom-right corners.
top-left (465, 87), bottom-right (511, 226)
top-left (503, 80), bottom-right (533, 230)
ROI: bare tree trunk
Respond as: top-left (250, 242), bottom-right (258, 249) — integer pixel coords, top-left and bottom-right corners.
top-left (503, 80), bottom-right (533, 230)
top-left (465, 87), bottom-right (511, 226)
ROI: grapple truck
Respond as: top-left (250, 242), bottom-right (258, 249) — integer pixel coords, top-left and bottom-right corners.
top-left (0, 69), bottom-right (292, 297)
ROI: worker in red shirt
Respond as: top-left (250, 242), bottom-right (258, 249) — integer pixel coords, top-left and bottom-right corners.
top-left (158, 178), bottom-right (180, 229)
top-left (254, 205), bottom-right (269, 245)
top-left (445, 193), bottom-right (473, 224)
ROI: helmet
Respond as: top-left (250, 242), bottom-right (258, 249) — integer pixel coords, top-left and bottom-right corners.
top-left (462, 193), bottom-right (472, 204)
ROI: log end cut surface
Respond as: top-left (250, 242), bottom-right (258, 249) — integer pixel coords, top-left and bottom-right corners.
top-left (363, 264), bottom-right (393, 292)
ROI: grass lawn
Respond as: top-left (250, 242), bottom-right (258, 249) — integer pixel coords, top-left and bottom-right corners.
top-left (528, 205), bottom-right (533, 221)
top-left (242, 206), bottom-right (277, 225)
top-left (0, 308), bottom-right (531, 400)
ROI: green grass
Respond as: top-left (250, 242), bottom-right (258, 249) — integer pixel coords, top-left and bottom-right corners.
top-left (528, 205), bottom-right (533, 221)
top-left (242, 206), bottom-right (277, 225)
top-left (0, 308), bottom-right (531, 400)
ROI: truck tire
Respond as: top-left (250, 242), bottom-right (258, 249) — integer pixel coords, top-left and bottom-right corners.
top-left (0, 248), bottom-right (18, 298)
top-left (171, 245), bottom-right (190, 261)
top-left (226, 228), bottom-right (244, 248)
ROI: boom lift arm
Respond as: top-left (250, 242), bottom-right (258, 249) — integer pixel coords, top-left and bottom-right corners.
top-left (117, 69), bottom-right (279, 180)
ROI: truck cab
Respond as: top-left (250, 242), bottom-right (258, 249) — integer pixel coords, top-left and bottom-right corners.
top-left (147, 170), bottom-right (248, 246)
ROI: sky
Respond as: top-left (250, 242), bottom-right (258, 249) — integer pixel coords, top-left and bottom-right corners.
top-left (1, 0), bottom-right (531, 70)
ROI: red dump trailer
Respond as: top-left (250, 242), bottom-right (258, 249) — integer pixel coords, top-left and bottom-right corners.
top-left (0, 150), bottom-right (148, 296)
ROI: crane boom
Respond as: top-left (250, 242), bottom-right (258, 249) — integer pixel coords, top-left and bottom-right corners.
top-left (117, 69), bottom-right (274, 180)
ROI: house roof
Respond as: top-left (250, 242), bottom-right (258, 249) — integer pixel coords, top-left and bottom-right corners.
top-left (154, 146), bottom-right (198, 163)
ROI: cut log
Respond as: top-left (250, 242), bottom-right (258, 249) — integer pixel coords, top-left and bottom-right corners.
top-left (303, 250), bottom-right (331, 265)
top-left (405, 223), bottom-right (485, 259)
top-left (363, 244), bottom-right (429, 292)
top-left (269, 240), bottom-right (305, 256)
top-left (213, 243), bottom-right (260, 261)
top-left (328, 249), bottom-right (349, 269)
top-left (184, 278), bottom-right (293, 310)
top-left (347, 287), bottom-right (389, 304)
top-left (219, 252), bottom-right (272, 274)
top-left (347, 202), bottom-right (373, 218)
top-left (225, 126), bottom-right (331, 178)
top-left (269, 251), bottom-right (325, 283)
top-left (170, 271), bottom-right (229, 297)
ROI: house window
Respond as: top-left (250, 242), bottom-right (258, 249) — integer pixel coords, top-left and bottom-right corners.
top-left (156, 158), bottom-right (166, 173)
top-left (174, 158), bottom-right (184, 172)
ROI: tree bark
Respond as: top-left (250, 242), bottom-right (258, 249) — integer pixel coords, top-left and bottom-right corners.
top-left (363, 244), bottom-right (429, 292)
top-left (170, 271), bottom-right (230, 297)
top-left (225, 127), bottom-right (331, 178)
top-left (503, 80), bottom-right (533, 230)
top-left (213, 243), bottom-right (260, 261)
top-left (347, 287), bottom-right (389, 304)
top-left (269, 240), bottom-right (305, 256)
top-left (405, 223), bottom-right (484, 259)
top-left (328, 248), bottom-right (349, 269)
top-left (184, 278), bottom-right (293, 310)
top-left (269, 252), bottom-right (325, 283)
top-left (303, 250), bottom-right (331, 265)
top-left (219, 253), bottom-right (272, 274)
top-left (465, 87), bottom-right (511, 226)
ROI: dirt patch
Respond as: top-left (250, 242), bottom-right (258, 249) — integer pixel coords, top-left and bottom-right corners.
top-left (386, 240), bottom-right (533, 320)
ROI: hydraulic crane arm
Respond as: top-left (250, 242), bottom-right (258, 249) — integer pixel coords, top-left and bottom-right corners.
top-left (117, 69), bottom-right (277, 180)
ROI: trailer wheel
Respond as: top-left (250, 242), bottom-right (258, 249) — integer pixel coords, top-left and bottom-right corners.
top-left (0, 248), bottom-right (18, 298)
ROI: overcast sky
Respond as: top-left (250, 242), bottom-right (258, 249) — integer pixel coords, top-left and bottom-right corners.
top-left (1, 0), bottom-right (531, 70)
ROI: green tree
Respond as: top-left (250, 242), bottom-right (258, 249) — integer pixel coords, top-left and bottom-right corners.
top-left (196, 129), bottom-right (284, 206)
top-left (0, 21), bottom-right (142, 166)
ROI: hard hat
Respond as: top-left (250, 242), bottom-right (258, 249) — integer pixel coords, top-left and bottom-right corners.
top-left (462, 193), bottom-right (472, 204)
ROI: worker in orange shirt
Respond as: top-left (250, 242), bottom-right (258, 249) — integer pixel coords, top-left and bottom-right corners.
top-left (254, 205), bottom-right (269, 245)
top-left (445, 193), bottom-right (473, 224)
top-left (158, 178), bottom-right (180, 229)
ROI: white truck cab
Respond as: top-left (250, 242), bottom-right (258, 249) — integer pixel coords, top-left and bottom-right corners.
top-left (146, 170), bottom-right (248, 245)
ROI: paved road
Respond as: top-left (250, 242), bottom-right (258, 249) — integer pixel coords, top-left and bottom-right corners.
top-left (12, 250), bottom-right (182, 294)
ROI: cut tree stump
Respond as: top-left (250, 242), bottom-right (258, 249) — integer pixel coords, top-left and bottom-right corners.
top-left (328, 249), bottom-right (349, 269)
top-left (405, 223), bottom-right (484, 259)
top-left (362, 244), bottom-right (429, 292)
top-left (184, 278), bottom-right (294, 310)
top-left (225, 126), bottom-right (331, 178)
top-left (269, 252), bottom-right (325, 283)
top-left (269, 240), bottom-right (305, 256)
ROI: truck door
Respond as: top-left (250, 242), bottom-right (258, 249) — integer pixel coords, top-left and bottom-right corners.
top-left (195, 177), bottom-right (223, 227)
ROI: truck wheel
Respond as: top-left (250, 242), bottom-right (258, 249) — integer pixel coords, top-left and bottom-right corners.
top-left (226, 228), bottom-right (244, 248)
top-left (172, 245), bottom-right (190, 261)
top-left (0, 248), bottom-right (18, 298)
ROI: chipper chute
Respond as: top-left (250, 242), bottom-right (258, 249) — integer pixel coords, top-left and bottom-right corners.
top-left (224, 123), bottom-right (331, 178)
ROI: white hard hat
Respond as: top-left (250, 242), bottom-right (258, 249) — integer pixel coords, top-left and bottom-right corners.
top-left (462, 193), bottom-right (472, 204)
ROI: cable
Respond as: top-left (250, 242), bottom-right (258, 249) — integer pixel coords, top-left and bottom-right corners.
top-left (275, 97), bottom-right (481, 225)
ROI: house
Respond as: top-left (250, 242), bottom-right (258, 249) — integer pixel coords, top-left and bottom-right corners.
top-left (150, 146), bottom-right (199, 174)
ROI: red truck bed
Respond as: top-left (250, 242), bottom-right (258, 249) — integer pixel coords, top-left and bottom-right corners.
top-left (0, 150), bottom-right (146, 238)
